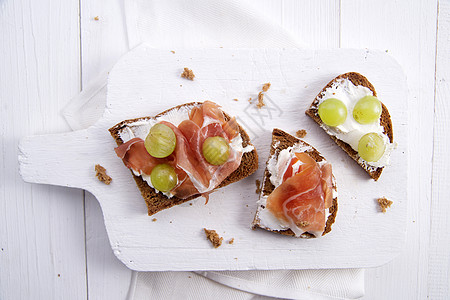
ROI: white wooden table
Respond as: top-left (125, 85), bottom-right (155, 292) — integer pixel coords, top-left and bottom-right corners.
top-left (1, 0), bottom-right (449, 299)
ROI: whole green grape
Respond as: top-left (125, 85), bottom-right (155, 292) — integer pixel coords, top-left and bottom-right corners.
top-left (150, 163), bottom-right (178, 192)
top-left (202, 136), bottom-right (230, 166)
top-left (318, 98), bottom-right (347, 127)
top-left (353, 96), bottom-right (382, 124)
top-left (145, 123), bottom-right (176, 158)
top-left (358, 133), bottom-right (385, 162)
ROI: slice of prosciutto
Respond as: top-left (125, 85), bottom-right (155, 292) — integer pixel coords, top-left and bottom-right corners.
top-left (114, 101), bottom-right (244, 199)
top-left (266, 152), bottom-right (333, 237)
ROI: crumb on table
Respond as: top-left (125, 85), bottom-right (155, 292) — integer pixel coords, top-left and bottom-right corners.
top-left (262, 82), bottom-right (271, 92)
top-left (228, 238), bottom-right (234, 245)
top-left (377, 197), bottom-right (393, 213)
top-left (152, 218), bottom-right (157, 222)
top-left (255, 179), bottom-right (261, 194)
top-left (181, 67), bottom-right (195, 80)
top-left (204, 228), bottom-right (223, 248)
top-left (248, 97), bottom-right (252, 103)
top-left (94, 16), bottom-right (99, 21)
top-left (95, 164), bottom-right (112, 185)
top-left (233, 98), bottom-right (239, 102)
top-left (171, 50), bottom-right (175, 54)
top-left (257, 92), bottom-right (265, 108)
top-left (296, 129), bottom-right (307, 138)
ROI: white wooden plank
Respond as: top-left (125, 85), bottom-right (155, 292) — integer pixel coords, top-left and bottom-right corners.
top-left (428, 1), bottom-right (450, 298)
top-left (340, 1), bottom-right (438, 299)
top-left (19, 46), bottom-right (408, 271)
top-left (79, 0), bottom-right (133, 299)
top-left (247, 0), bottom-right (340, 49)
top-left (0, 0), bottom-right (87, 299)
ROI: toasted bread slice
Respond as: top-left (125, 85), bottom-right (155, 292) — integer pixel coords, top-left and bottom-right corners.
top-left (252, 129), bottom-right (338, 238)
top-left (305, 72), bottom-right (393, 181)
top-left (109, 102), bottom-right (259, 216)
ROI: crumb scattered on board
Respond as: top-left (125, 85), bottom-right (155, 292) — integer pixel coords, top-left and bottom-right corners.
top-left (233, 98), bottom-right (239, 101)
top-left (204, 228), bottom-right (223, 248)
top-left (94, 16), bottom-right (99, 21)
top-left (171, 50), bottom-right (175, 54)
top-left (95, 164), bottom-right (112, 185)
top-left (248, 97), bottom-right (252, 103)
top-left (256, 82), bottom-right (271, 109)
top-left (152, 218), bottom-right (157, 222)
top-left (377, 197), bottom-right (393, 213)
top-left (228, 238), bottom-right (234, 245)
top-left (181, 67), bottom-right (195, 80)
top-left (255, 179), bottom-right (261, 194)
top-left (257, 92), bottom-right (265, 108)
top-left (295, 129), bottom-right (307, 138)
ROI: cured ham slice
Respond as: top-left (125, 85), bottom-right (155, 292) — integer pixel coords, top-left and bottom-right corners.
top-left (114, 102), bottom-right (244, 199)
top-left (266, 152), bottom-right (333, 236)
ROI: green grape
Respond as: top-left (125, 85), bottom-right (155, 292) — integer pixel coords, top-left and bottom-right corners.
top-left (145, 123), bottom-right (176, 158)
top-left (150, 163), bottom-right (178, 192)
top-left (353, 96), bottom-right (382, 124)
top-left (358, 133), bottom-right (385, 162)
top-left (318, 98), bottom-right (347, 127)
top-left (202, 136), bottom-right (230, 166)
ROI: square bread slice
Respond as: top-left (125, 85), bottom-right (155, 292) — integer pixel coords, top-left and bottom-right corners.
top-left (305, 72), bottom-right (393, 181)
top-left (109, 102), bottom-right (259, 216)
top-left (252, 128), bottom-right (338, 238)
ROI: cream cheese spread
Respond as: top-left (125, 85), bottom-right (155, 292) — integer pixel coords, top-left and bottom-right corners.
top-left (256, 144), bottom-right (336, 238)
top-left (315, 78), bottom-right (395, 168)
top-left (118, 104), bottom-right (254, 197)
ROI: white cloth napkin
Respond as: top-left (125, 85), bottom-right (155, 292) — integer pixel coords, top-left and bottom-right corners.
top-left (63, 1), bottom-right (365, 299)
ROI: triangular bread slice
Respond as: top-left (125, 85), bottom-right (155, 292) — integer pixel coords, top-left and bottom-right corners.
top-left (305, 72), bottom-right (393, 181)
top-left (252, 129), bottom-right (338, 238)
top-left (109, 102), bottom-right (259, 216)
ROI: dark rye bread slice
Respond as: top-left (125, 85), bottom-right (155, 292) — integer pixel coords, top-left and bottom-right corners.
top-left (252, 129), bottom-right (338, 238)
top-left (305, 72), bottom-right (393, 181)
top-left (109, 102), bottom-right (259, 216)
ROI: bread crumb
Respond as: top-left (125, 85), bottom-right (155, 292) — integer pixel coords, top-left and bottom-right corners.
top-left (169, 221), bottom-right (173, 223)
top-left (248, 97), bottom-right (252, 103)
top-left (95, 164), bottom-right (112, 185)
top-left (152, 218), bottom-right (157, 222)
top-left (228, 238), bottom-right (234, 244)
top-left (57, 274), bottom-right (61, 277)
top-left (189, 203), bottom-right (193, 206)
top-left (181, 67), bottom-right (195, 80)
top-left (171, 50), bottom-right (175, 54)
top-left (234, 257), bottom-right (238, 260)
top-left (262, 82), bottom-right (271, 92)
top-left (377, 197), bottom-right (393, 213)
top-left (255, 179), bottom-right (261, 194)
top-left (188, 276), bottom-right (192, 278)
top-left (233, 98), bottom-right (239, 102)
top-left (295, 129), bottom-right (307, 138)
top-left (256, 92), bottom-right (265, 108)
top-left (204, 228), bottom-right (223, 248)
top-left (94, 16), bottom-right (99, 21)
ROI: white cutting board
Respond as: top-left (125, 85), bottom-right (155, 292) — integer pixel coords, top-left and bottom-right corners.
top-left (19, 44), bottom-right (407, 271)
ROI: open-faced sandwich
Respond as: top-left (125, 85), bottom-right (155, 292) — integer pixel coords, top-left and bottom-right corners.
top-left (109, 101), bottom-right (258, 215)
top-left (306, 72), bottom-right (394, 180)
top-left (252, 129), bottom-right (337, 238)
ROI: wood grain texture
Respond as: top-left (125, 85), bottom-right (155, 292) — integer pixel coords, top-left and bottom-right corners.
top-left (0, 0), bottom-right (87, 299)
top-left (79, 0), bottom-right (133, 298)
top-left (340, 1), bottom-right (438, 299)
top-left (19, 46), bottom-right (408, 271)
top-left (428, 2), bottom-right (450, 298)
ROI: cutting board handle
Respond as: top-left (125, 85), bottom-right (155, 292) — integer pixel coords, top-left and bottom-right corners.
top-left (18, 129), bottom-right (99, 191)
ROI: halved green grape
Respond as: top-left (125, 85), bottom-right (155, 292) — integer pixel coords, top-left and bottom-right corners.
top-left (145, 123), bottom-right (176, 158)
top-left (202, 136), bottom-right (230, 166)
top-left (353, 96), bottom-right (382, 124)
top-left (318, 98), bottom-right (347, 127)
top-left (358, 133), bottom-right (385, 162)
top-left (150, 163), bottom-right (178, 192)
